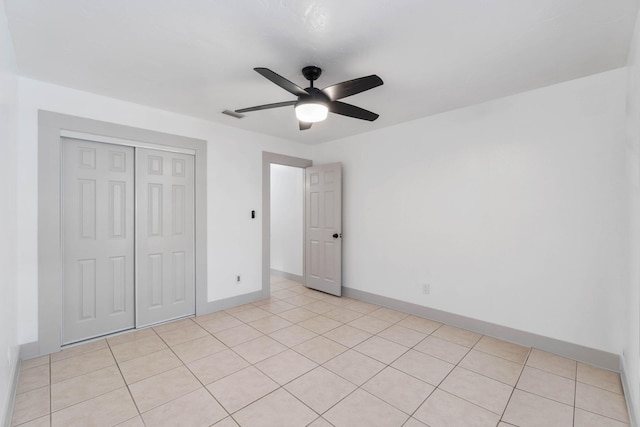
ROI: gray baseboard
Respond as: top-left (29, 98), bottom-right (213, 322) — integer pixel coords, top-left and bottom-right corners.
top-left (620, 356), bottom-right (639, 427)
top-left (343, 286), bottom-right (621, 372)
top-left (197, 290), bottom-right (265, 316)
top-left (270, 269), bottom-right (304, 284)
top-left (19, 342), bottom-right (41, 361)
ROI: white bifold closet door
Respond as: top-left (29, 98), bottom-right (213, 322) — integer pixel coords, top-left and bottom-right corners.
top-left (62, 138), bottom-right (135, 344)
top-left (135, 148), bottom-right (195, 327)
top-left (62, 139), bottom-right (195, 344)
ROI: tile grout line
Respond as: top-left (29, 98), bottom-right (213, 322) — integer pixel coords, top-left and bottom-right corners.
top-left (151, 320), bottom-right (234, 424)
top-left (407, 326), bottom-right (472, 421)
top-left (497, 347), bottom-right (533, 425)
top-left (245, 319), bottom-right (349, 426)
top-left (307, 310), bottom-right (488, 423)
top-left (405, 329), bottom-right (485, 424)
top-left (187, 303), bottom-right (368, 425)
top-left (505, 366), bottom-right (578, 408)
top-left (322, 318), bottom-right (462, 423)
top-left (575, 377), bottom-right (627, 395)
top-left (573, 359), bottom-right (578, 427)
top-left (48, 355), bottom-right (52, 426)
top-left (226, 287), bottom-right (407, 424)
top-left (47, 342), bottom-right (125, 417)
top-left (41, 338), bottom-right (148, 425)
top-left (157, 318), bottom-right (281, 424)
top-left (155, 319), bottom-right (292, 425)
top-left (105, 332), bottom-right (145, 424)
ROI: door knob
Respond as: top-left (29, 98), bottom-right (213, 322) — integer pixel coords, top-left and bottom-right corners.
top-left (332, 233), bottom-right (342, 239)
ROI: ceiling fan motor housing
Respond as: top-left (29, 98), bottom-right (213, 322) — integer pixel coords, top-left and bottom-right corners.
top-left (298, 87), bottom-right (330, 105)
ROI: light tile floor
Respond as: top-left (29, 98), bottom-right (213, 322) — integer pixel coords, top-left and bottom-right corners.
top-left (11, 277), bottom-right (630, 426)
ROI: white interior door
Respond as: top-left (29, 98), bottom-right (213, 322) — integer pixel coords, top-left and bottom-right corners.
top-left (62, 138), bottom-right (135, 344)
top-left (305, 163), bottom-right (342, 296)
top-left (136, 148), bottom-right (196, 327)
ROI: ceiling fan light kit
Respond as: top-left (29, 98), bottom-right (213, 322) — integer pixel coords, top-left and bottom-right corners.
top-left (295, 102), bottom-right (328, 123)
top-left (235, 66), bottom-right (383, 130)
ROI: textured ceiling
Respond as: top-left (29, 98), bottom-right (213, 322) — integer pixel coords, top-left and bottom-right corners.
top-left (4, 0), bottom-right (639, 144)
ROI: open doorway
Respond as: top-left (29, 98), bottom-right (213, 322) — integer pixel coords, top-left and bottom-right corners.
top-left (261, 152), bottom-right (312, 297)
top-left (262, 152), bottom-right (343, 297)
top-left (270, 164), bottom-right (304, 283)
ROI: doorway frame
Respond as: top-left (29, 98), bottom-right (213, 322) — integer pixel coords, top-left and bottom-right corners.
top-left (261, 152), bottom-right (312, 298)
top-left (38, 111), bottom-right (207, 356)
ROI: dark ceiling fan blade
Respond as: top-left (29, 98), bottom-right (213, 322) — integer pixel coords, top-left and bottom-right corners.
top-left (329, 101), bottom-right (379, 121)
top-left (254, 68), bottom-right (308, 97)
top-left (299, 121), bottom-right (312, 131)
top-left (235, 100), bottom-right (296, 113)
top-left (321, 75), bottom-right (383, 101)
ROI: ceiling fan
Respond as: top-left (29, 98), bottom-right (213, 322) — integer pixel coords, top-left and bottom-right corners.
top-left (235, 66), bottom-right (383, 130)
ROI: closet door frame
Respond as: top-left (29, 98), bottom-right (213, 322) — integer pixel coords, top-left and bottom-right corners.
top-left (37, 111), bottom-right (207, 356)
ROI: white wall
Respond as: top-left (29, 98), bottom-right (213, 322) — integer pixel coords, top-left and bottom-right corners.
top-left (624, 7), bottom-right (640, 421)
top-left (16, 78), bottom-right (312, 344)
top-left (270, 164), bottom-right (304, 276)
top-left (0, 1), bottom-right (20, 424)
top-left (312, 68), bottom-right (628, 355)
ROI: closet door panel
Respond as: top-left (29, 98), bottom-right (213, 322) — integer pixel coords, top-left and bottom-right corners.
top-left (62, 139), bottom-right (135, 344)
top-left (136, 148), bottom-right (195, 327)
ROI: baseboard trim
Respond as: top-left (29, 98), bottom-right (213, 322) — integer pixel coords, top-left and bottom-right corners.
top-left (620, 356), bottom-right (639, 426)
top-left (270, 269), bottom-right (304, 284)
top-left (343, 286), bottom-right (621, 372)
top-left (197, 290), bottom-right (264, 316)
top-left (3, 347), bottom-right (20, 427)
top-left (19, 342), bottom-right (40, 361)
